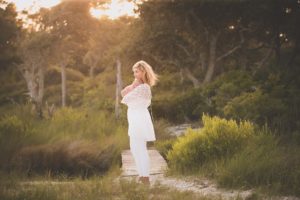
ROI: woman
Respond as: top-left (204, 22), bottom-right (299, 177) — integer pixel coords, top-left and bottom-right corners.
top-left (120, 60), bottom-right (159, 185)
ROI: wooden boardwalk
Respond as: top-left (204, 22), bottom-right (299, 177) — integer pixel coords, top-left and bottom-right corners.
top-left (121, 148), bottom-right (168, 177)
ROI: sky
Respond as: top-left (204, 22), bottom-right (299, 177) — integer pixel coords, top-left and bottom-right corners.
top-left (7, 0), bottom-right (61, 13)
top-left (7, 0), bottom-right (139, 19)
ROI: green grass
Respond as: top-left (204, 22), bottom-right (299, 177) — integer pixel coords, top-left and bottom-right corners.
top-left (0, 169), bottom-right (218, 200)
top-left (163, 115), bottom-right (300, 197)
top-left (0, 105), bottom-right (128, 176)
top-left (216, 132), bottom-right (300, 196)
top-left (0, 104), bottom-right (173, 179)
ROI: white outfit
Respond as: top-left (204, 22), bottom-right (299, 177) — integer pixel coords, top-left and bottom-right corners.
top-left (129, 137), bottom-right (150, 176)
top-left (121, 83), bottom-right (156, 141)
top-left (121, 83), bottom-right (156, 177)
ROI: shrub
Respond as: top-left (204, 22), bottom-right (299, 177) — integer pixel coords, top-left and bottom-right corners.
top-left (217, 129), bottom-right (300, 196)
top-left (155, 138), bottom-right (176, 161)
top-left (10, 139), bottom-right (121, 178)
top-left (154, 70), bottom-right (257, 123)
top-left (0, 114), bottom-right (38, 170)
top-left (202, 70), bottom-right (257, 115)
top-left (0, 106), bottom-right (127, 176)
top-left (224, 89), bottom-right (287, 129)
top-left (167, 114), bottom-right (255, 173)
top-left (153, 88), bottom-right (213, 123)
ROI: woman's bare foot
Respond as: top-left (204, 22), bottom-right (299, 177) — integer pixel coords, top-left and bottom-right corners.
top-left (138, 176), bottom-right (143, 183)
top-left (141, 177), bottom-right (150, 185)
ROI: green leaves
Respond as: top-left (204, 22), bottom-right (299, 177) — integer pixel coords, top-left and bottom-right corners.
top-left (167, 114), bottom-right (255, 173)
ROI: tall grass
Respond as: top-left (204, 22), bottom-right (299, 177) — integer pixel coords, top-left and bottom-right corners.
top-left (216, 129), bottom-right (300, 196)
top-left (0, 170), bottom-right (216, 200)
top-left (0, 105), bottom-right (128, 177)
top-left (164, 114), bottom-right (300, 196)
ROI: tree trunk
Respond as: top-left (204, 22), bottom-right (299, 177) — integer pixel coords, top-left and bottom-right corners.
top-left (24, 71), bottom-right (37, 100)
top-left (203, 35), bottom-right (218, 84)
top-left (22, 66), bottom-right (45, 118)
top-left (36, 67), bottom-right (45, 118)
top-left (89, 65), bottom-right (95, 78)
top-left (179, 68), bottom-right (184, 84)
top-left (200, 52), bottom-right (206, 71)
top-left (183, 67), bottom-right (200, 88)
top-left (61, 64), bottom-right (67, 107)
top-left (115, 58), bottom-right (122, 119)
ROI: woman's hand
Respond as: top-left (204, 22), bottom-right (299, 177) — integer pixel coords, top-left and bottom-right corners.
top-left (131, 78), bottom-right (142, 88)
top-left (121, 79), bottom-right (142, 97)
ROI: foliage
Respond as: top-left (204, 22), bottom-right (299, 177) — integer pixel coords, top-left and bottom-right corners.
top-left (0, 174), bottom-right (215, 200)
top-left (217, 129), bottom-right (300, 196)
top-left (167, 114), bottom-right (255, 173)
top-left (224, 88), bottom-right (287, 129)
top-left (155, 138), bottom-right (176, 162)
top-left (11, 140), bottom-right (121, 178)
top-left (0, 105), bottom-right (128, 177)
top-left (202, 70), bottom-right (257, 115)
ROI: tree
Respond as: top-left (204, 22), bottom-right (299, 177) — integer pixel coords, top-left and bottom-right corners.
top-left (132, 0), bottom-right (246, 87)
top-left (17, 32), bottom-right (53, 117)
top-left (36, 0), bottom-right (99, 107)
top-left (132, 0), bottom-right (299, 87)
top-left (0, 1), bottom-right (21, 69)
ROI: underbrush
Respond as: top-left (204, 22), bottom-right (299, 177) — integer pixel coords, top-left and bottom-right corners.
top-left (0, 105), bottom-right (128, 177)
top-left (163, 114), bottom-right (300, 196)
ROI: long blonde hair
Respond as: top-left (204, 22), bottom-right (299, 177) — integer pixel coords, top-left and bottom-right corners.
top-left (132, 60), bottom-right (159, 87)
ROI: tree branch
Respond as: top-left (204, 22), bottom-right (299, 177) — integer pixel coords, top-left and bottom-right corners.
top-left (256, 48), bottom-right (274, 68)
top-left (183, 67), bottom-right (200, 88)
top-left (176, 43), bottom-right (191, 57)
top-left (216, 29), bottom-right (245, 62)
top-left (216, 45), bottom-right (241, 62)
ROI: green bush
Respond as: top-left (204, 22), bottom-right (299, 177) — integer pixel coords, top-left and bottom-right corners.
top-left (224, 89), bottom-right (287, 129)
top-left (154, 70), bottom-right (257, 123)
top-left (0, 115), bottom-right (24, 163)
top-left (11, 139), bottom-right (121, 178)
top-left (202, 70), bottom-right (257, 115)
top-left (167, 114), bottom-right (255, 173)
top-left (0, 105), bottom-right (128, 176)
top-left (153, 88), bottom-right (212, 123)
top-left (217, 129), bottom-right (300, 196)
top-left (0, 114), bottom-right (38, 170)
top-left (155, 138), bottom-right (176, 161)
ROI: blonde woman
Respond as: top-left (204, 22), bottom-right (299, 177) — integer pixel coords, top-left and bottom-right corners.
top-left (121, 60), bottom-right (159, 185)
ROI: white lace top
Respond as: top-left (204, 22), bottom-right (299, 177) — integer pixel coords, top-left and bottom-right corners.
top-left (121, 83), bottom-right (152, 109)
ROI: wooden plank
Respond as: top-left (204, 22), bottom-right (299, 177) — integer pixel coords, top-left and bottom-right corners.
top-left (121, 149), bottom-right (168, 177)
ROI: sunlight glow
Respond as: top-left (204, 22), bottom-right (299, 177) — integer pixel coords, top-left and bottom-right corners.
top-left (90, 0), bottom-right (139, 20)
top-left (8, 0), bottom-right (61, 13)
top-left (7, 0), bottom-right (61, 29)
top-left (8, 0), bottom-right (140, 22)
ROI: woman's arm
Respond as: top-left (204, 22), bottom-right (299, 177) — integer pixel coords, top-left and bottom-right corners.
top-left (121, 85), bottom-right (134, 97)
top-left (121, 79), bottom-right (143, 97)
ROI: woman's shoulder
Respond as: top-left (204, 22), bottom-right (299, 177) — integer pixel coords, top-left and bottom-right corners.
top-left (142, 83), bottom-right (151, 88)
top-left (136, 83), bottom-right (151, 94)
top-left (136, 83), bottom-right (150, 88)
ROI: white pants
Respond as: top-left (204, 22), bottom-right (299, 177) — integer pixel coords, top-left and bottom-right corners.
top-left (129, 137), bottom-right (150, 177)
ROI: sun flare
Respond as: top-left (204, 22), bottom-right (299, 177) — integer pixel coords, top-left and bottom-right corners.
top-left (8, 0), bottom-right (61, 13)
top-left (90, 0), bottom-right (138, 20)
top-left (8, 0), bottom-right (139, 20)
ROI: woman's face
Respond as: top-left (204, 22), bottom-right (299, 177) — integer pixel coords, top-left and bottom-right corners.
top-left (133, 67), bottom-right (145, 81)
